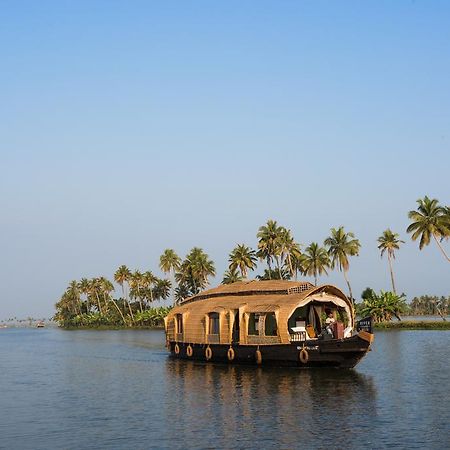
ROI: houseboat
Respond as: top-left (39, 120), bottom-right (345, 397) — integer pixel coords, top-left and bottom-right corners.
top-left (165, 280), bottom-right (373, 368)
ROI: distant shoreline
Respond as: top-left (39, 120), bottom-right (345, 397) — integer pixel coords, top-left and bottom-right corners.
top-left (373, 321), bottom-right (450, 330)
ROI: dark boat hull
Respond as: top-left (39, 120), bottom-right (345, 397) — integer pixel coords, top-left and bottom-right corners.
top-left (168, 335), bottom-right (372, 369)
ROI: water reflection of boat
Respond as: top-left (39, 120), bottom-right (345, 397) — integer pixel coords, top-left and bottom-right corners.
top-left (165, 280), bottom-right (374, 368)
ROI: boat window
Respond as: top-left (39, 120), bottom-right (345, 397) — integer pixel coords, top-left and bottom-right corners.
top-left (264, 312), bottom-right (278, 336)
top-left (176, 314), bottom-right (183, 334)
top-left (288, 306), bottom-right (308, 331)
top-left (248, 313), bottom-right (261, 335)
top-left (208, 312), bottom-right (220, 335)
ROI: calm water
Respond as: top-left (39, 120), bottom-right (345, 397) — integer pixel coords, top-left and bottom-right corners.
top-left (1, 328), bottom-right (449, 449)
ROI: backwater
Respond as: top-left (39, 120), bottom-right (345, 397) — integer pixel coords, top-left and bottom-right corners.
top-left (0, 328), bottom-right (449, 449)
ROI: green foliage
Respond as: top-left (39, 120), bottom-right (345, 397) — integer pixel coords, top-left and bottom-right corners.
top-left (55, 269), bottom-right (173, 327)
top-left (374, 321), bottom-right (450, 330)
top-left (361, 287), bottom-right (376, 301)
top-left (409, 295), bottom-right (449, 317)
top-left (256, 220), bottom-right (301, 279)
top-left (175, 247), bottom-right (216, 299)
top-left (299, 242), bottom-right (330, 285)
top-left (407, 196), bottom-right (450, 261)
top-left (359, 290), bottom-right (407, 323)
top-left (134, 307), bottom-right (172, 327)
top-left (222, 268), bottom-right (244, 285)
top-left (228, 244), bottom-right (257, 278)
top-left (256, 268), bottom-right (291, 280)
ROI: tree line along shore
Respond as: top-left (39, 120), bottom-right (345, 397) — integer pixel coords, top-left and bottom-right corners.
top-left (54, 195), bottom-right (450, 328)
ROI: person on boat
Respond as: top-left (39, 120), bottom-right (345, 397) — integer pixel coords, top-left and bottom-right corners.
top-left (323, 310), bottom-right (335, 339)
top-left (325, 310), bottom-right (335, 325)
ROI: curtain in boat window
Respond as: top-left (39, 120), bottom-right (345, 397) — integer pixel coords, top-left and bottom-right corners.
top-left (208, 312), bottom-right (220, 335)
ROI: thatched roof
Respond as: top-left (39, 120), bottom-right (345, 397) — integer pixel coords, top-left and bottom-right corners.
top-left (180, 280), bottom-right (315, 305)
top-left (167, 281), bottom-right (353, 345)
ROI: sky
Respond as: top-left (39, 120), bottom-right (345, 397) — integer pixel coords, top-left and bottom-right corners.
top-left (1, 0), bottom-right (449, 319)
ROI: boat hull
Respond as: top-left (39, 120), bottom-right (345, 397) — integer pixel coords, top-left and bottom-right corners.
top-left (168, 334), bottom-right (372, 369)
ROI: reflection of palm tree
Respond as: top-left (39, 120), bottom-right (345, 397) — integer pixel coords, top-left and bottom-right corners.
top-left (324, 227), bottom-right (361, 303)
top-left (407, 196), bottom-right (450, 262)
top-left (228, 244), bottom-right (257, 279)
top-left (114, 265), bottom-right (134, 322)
top-left (377, 229), bottom-right (404, 294)
top-left (300, 243), bottom-right (330, 286)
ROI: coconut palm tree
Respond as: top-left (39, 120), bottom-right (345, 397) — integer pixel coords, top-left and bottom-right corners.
top-left (142, 271), bottom-right (157, 304)
top-left (160, 249), bottom-right (181, 276)
top-left (153, 279), bottom-right (172, 302)
top-left (114, 265), bottom-right (134, 321)
top-left (407, 196), bottom-right (450, 262)
top-left (324, 227), bottom-right (361, 304)
top-left (189, 247), bottom-right (216, 290)
top-left (257, 220), bottom-right (283, 278)
top-left (300, 242), bottom-right (330, 286)
top-left (377, 229), bottom-right (404, 294)
top-left (90, 278), bottom-right (103, 315)
top-left (222, 268), bottom-right (244, 285)
top-left (175, 248), bottom-right (215, 295)
top-left (278, 228), bottom-right (301, 279)
top-left (66, 280), bottom-right (82, 315)
top-left (99, 276), bottom-right (126, 325)
top-left (159, 249), bottom-right (181, 304)
top-left (130, 270), bottom-right (144, 312)
top-left (228, 244), bottom-right (257, 279)
top-left (78, 277), bottom-right (91, 313)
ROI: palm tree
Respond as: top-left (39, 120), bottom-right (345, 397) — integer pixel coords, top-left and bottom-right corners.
top-left (159, 249), bottom-right (181, 304)
top-left (300, 242), bottom-right (330, 286)
top-left (222, 268), bottom-right (244, 284)
top-left (377, 229), bottom-right (404, 294)
top-left (153, 279), bottom-right (172, 302)
top-left (78, 277), bottom-right (91, 313)
top-left (114, 265), bottom-right (134, 321)
top-left (142, 271), bottom-right (157, 304)
top-left (324, 227), bottom-right (361, 303)
top-left (99, 276), bottom-right (126, 325)
top-left (228, 244), bottom-right (257, 279)
top-left (66, 280), bottom-right (82, 315)
top-left (278, 228), bottom-right (301, 279)
top-left (189, 247), bottom-right (215, 290)
top-left (175, 248), bottom-right (215, 295)
top-left (130, 270), bottom-right (144, 312)
top-left (90, 278), bottom-right (103, 314)
top-left (257, 220), bottom-right (283, 278)
top-left (407, 196), bottom-right (450, 262)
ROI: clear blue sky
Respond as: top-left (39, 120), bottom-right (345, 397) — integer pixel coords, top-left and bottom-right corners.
top-left (1, 1), bottom-right (449, 319)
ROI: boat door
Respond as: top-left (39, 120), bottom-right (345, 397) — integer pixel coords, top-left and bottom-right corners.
top-left (232, 310), bottom-right (240, 343)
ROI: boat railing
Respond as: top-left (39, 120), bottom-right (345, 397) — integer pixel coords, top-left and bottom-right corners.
top-left (290, 332), bottom-right (307, 342)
